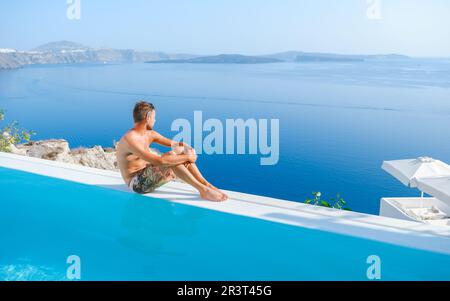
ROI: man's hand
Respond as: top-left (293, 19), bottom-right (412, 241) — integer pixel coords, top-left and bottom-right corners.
top-left (183, 144), bottom-right (197, 163)
top-left (187, 152), bottom-right (197, 163)
top-left (184, 147), bottom-right (197, 163)
top-left (167, 140), bottom-right (197, 164)
top-left (172, 142), bottom-right (195, 155)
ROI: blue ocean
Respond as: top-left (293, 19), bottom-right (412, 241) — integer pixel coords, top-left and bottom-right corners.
top-left (1, 60), bottom-right (450, 215)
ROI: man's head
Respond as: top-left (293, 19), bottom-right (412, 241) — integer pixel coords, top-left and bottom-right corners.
top-left (133, 101), bottom-right (156, 130)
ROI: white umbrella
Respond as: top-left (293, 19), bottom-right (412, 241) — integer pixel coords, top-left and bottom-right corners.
top-left (382, 157), bottom-right (450, 188)
top-left (412, 176), bottom-right (450, 205)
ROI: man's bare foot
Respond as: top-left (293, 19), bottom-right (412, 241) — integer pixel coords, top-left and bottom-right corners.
top-left (200, 187), bottom-right (227, 202)
top-left (205, 182), bottom-right (228, 200)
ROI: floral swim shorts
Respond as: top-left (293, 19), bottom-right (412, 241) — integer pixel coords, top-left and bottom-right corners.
top-left (129, 164), bottom-right (176, 194)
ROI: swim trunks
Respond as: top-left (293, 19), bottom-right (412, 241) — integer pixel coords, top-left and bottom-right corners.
top-left (129, 164), bottom-right (176, 194)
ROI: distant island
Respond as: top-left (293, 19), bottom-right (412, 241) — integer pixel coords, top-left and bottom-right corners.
top-left (146, 54), bottom-right (283, 64)
top-left (0, 40), bottom-right (411, 70)
top-left (148, 52), bottom-right (410, 64)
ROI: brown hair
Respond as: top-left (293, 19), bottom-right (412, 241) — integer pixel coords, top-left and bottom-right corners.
top-left (133, 101), bottom-right (155, 123)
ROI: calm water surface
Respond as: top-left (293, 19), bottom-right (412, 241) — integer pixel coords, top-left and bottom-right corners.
top-left (1, 60), bottom-right (450, 214)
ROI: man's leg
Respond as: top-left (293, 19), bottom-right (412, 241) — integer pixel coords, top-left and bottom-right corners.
top-left (170, 146), bottom-right (228, 198)
top-left (183, 162), bottom-right (228, 199)
top-left (183, 162), bottom-right (209, 186)
top-left (169, 163), bottom-right (227, 202)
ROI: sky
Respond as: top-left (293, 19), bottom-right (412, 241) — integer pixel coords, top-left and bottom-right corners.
top-left (1, 0), bottom-right (450, 57)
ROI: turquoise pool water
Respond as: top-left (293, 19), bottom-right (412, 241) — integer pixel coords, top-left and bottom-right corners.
top-left (1, 166), bottom-right (450, 281)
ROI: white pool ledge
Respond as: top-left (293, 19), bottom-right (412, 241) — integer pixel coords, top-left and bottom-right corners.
top-left (1, 151), bottom-right (450, 255)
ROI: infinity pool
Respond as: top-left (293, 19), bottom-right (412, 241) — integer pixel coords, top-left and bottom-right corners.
top-left (1, 166), bottom-right (449, 280)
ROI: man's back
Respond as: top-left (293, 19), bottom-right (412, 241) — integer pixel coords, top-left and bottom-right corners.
top-left (116, 130), bottom-right (153, 186)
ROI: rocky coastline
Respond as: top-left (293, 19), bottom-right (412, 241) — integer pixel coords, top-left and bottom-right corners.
top-left (10, 139), bottom-right (119, 171)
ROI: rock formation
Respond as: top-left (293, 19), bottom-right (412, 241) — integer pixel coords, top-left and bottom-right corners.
top-left (12, 139), bottom-right (119, 171)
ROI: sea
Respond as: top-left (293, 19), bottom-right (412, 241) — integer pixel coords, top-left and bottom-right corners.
top-left (1, 59), bottom-right (450, 214)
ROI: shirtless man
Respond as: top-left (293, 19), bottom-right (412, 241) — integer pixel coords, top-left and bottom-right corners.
top-left (116, 101), bottom-right (228, 202)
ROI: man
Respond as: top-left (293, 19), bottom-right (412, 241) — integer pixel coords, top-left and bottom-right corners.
top-left (116, 101), bottom-right (228, 202)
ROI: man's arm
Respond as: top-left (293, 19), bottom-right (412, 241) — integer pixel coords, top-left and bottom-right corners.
top-left (153, 131), bottom-right (194, 152)
top-left (124, 134), bottom-right (195, 167)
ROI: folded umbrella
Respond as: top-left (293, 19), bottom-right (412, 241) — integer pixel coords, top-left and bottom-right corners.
top-left (412, 176), bottom-right (450, 206)
top-left (382, 156), bottom-right (450, 188)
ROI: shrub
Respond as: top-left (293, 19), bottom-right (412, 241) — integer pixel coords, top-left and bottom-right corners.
top-left (0, 108), bottom-right (36, 152)
top-left (305, 191), bottom-right (351, 211)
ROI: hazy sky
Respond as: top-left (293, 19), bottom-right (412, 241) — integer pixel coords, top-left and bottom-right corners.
top-left (1, 0), bottom-right (450, 57)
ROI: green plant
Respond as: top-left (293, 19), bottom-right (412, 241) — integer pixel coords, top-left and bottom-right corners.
top-left (0, 108), bottom-right (36, 152)
top-left (305, 191), bottom-right (351, 211)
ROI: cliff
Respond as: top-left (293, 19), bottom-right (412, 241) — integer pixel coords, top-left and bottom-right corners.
top-left (10, 139), bottom-right (119, 171)
top-left (0, 41), bottom-right (198, 70)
